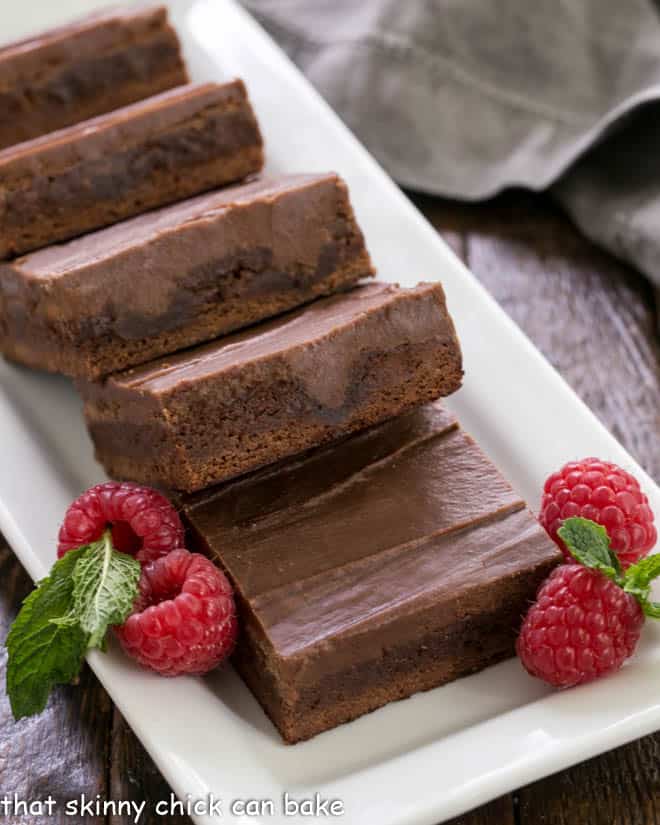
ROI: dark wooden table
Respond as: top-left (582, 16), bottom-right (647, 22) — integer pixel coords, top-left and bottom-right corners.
top-left (1, 191), bottom-right (658, 824)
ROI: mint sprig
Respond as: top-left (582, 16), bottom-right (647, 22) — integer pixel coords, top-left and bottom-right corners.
top-left (558, 517), bottom-right (622, 578)
top-left (5, 532), bottom-right (140, 720)
top-left (558, 517), bottom-right (660, 617)
top-left (72, 533), bottom-right (141, 649)
top-left (6, 548), bottom-right (88, 720)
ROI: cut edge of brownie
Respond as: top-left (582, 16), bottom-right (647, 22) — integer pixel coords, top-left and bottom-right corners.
top-left (0, 173), bottom-right (375, 378)
top-left (0, 262), bottom-right (372, 379)
top-left (0, 81), bottom-right (264, 259)
top-left (91, 347), bottom-right (461, 491)
top-left (0, 5), bottom-right (189, 150)
top-left (230, 506), bottom-right (560, 744)
top-left (80, 282), bottom-right (463, 491)
top-left (181, 406), bottom-right (562, 744)
top-left (233, 554), bottom-right (555, 744)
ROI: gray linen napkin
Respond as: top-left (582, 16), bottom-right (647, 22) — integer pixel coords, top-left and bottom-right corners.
top-left (242, 0), bottom-right (660, 290)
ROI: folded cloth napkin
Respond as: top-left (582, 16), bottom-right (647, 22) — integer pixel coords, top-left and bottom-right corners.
top-left (243, 0), bottom-right (660, 291)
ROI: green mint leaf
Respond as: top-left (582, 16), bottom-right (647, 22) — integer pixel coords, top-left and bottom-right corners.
top-left (71, 532), bottom-right (140, 649)
top-left (623, 554), bottom-right (660, 617)
top-left (558, 517), bottom-right (622, 581)
top-left (624, 554), bottom-right (660, 590)
top-left (639, 600), bottom-right (660, 619)
top-left (5, 548), bottom-right (88, 721)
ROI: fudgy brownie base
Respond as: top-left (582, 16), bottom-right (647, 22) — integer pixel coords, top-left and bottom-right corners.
top-left (0, 174), bottom-right (374, 378)
top-left (0, 81), bottom-right (264, 259)
top-left (0, 5), bottom-right (188, 150)
top-left (234, 578), bottom-right (544, 743)
top-left (79, 282), bottom-right (463, 492)
top-left (181, 403), bottom-right (562, 743)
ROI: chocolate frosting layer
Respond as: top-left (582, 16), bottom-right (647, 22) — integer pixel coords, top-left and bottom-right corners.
top-left (3, 173), bottom-right (371, 337)
top-left (0, 77), bottom-right (264, 259)
top-left (182, 402), bottom-right (562, 676)
top-left (0, 5), bottom-right (188, 149)
top-left (0, 81), bottom-right (247, 177)
top-left (0, 5), bottom-right (172, 78)
top-left (81, 281), bottom-right (463, 490)
top-left (0, 170), bottom-right (373, 377)
top-left (14, 175), bottom-right (340, 277)
top-left (115, 282), bottom-right (447, 393)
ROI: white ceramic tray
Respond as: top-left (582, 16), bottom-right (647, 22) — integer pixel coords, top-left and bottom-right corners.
top-left (1, 2), bottom-right (659, 823)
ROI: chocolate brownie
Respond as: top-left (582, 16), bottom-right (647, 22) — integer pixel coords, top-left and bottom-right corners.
top-left (0, 81), bottom-right (264, 259)
top-left (79, 282), bottom-right (463, 492)
top-left (0, 5), bottom-right (188, 150)
top-left (0, 173), bottom-right (374, 378)
top-left (180, 402), bottom-right (562, 743)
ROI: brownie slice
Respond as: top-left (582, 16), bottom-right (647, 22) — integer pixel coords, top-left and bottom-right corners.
top-left (79, 282), bottom-right (463, 492)
top-left (0, 5), bottom-right (188, 150)
top-left (180, 402), bottom-right (562, 743)
top-left (0, 174), bottom-right (374, 378)
top-left (0, 81), bottom-right (264, 259)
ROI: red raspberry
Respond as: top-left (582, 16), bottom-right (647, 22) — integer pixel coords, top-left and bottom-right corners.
top-left (116, 549), bottom-right (237, 676)
top-left (58, 482), bottom-right (185, 564)
top-left (517, 564), bottom-right (643, 687)
top-left (541, 458), bottom-right (656, 567)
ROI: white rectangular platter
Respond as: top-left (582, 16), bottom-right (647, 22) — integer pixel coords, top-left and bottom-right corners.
top-left (1, 2), bottom-right (659, 823)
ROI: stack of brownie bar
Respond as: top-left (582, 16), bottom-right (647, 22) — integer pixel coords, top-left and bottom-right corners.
top-left (0, 6), bottom-right (561, 743)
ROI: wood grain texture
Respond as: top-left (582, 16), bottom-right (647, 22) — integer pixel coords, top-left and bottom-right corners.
top-left (109, 709), bottom-right (192, 824)
top-left (516, 735), bottom-right (660, 825)
top-left (413, 190), bottom-right (660, 479)
top-left (0, 190), bottom-right (658, 825)
top-left (445, 796), bottom-right (515, 825)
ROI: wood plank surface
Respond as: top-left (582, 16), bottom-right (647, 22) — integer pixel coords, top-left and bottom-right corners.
top-left (0, 190), bottom-right (658, 825)
top-left (108, 709), bottom-right (191, 825)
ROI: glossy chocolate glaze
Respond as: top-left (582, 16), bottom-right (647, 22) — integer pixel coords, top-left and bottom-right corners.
top-left (182, 403), bottom-right (562, 738)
